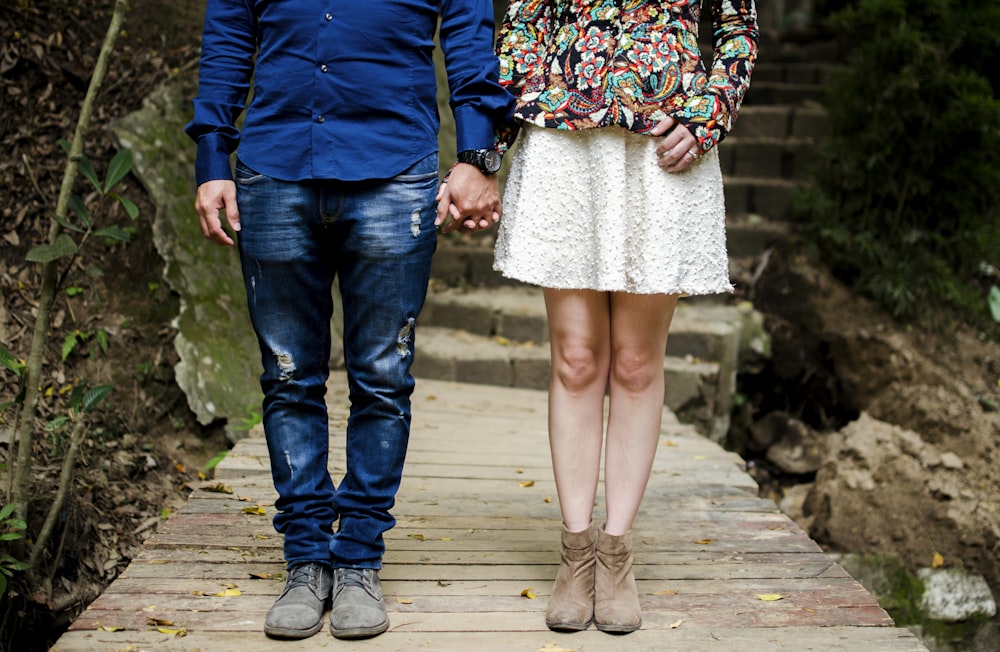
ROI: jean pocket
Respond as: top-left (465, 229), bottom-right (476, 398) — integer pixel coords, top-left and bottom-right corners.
top-left (234, 158), bottom-right (267, 185)
top-left (393, 152), bottom-right (439, 183)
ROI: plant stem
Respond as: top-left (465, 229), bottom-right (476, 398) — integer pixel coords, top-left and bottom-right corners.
top-left (29, 413), bottom-right (87, 574)
top-left (10, 0), bottom-right (127, 524)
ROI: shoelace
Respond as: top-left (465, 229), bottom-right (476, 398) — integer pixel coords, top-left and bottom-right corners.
top-left (336, 569), bottom-right (371, 591)
top-left (286, 564), bottom-right (322, 591)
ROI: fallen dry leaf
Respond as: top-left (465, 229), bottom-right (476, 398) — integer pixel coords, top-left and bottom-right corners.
top-left (156, 626), bottom-right (188, 637)
top-left (669, 618), bottom-right (684, 628)
top-left (97, 624), bottom-right (125, 632)
top-left (146, 617), bottom-right (175, 626)
top-left (654, 589), bottom-right (679, 596)
top-left (756, 593), bottom-right (785, 601)
top-left (248, 572), bottom-right (274, 580)
top-left (242, 505), bottom-right (266, 515)
top-left (662, 439), bottom-right (677, 447)
top-left (396, 597), bottom-right (413, 604)
top-left (519, 480), bottom-right (535, 487)
top-left (694, 538), bottom-right (714, 545)
top-left (214, 588), bottom-right (241, 597)
top-left (408, 533), bottom-right (427, 541)
top-left (202, 483), bottom-right (233, 494)
top-left (520, 587), bottom-right (537, 599)
top-left (544, 496), bottom-right (552, 503)
top-left (536, 644), bottom-right (578, 652)
top-left (932, 551), bottom-right (944, 569)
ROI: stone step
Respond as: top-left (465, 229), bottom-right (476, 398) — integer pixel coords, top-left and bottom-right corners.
top-left (411, 325), bottom-right (729, 440)
top-left (744, 80), bottom-right (825, 106)
top-left (719, 135), bottom-right (818, 181)
top-left (750, 61), bottom-right (836, 86)
top-left (723, 176), bottom-right (800, 221)
top-left (421, 286), bottom-right (756, 367)
top-left (729, 105), bottom-right (829, 142)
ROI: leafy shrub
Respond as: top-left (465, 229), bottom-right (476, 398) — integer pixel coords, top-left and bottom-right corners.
top-left (797, 0), bottom-right (1000, 327)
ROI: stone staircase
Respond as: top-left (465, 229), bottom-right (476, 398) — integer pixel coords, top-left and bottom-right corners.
top-left (413, 12), bottom-right (832, 445)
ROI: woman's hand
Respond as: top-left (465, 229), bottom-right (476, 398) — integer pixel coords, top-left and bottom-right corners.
top-left (651, 117), bottom-right (700, 173)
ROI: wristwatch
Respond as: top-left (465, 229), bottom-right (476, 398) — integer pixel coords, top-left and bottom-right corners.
top-left (456, 148), bottom-right (502, 175)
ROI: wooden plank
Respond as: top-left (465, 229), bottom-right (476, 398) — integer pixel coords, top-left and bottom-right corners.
top-left (53, 372), bottom-right (925, 651)
top-left (53, 628), bottom-right (929, 652)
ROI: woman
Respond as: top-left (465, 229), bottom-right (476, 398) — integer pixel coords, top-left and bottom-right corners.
top-left (493, 0), bottom-right (758, 633)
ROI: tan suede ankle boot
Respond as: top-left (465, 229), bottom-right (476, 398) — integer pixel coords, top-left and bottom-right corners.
top-left (594, 527), bottom-right (641, 633)
top-left (545, 523), bottom-right (596, 631)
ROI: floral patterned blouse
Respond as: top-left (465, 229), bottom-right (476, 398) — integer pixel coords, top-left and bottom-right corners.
top-left (497, 0), bottom-right (759, 153)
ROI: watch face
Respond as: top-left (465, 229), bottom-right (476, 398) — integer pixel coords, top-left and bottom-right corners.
top-left (484, 149), bottom-right (502, 173)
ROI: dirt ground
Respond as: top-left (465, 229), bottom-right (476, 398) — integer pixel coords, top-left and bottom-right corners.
top-left (0, 1), bottom-right (998, 650)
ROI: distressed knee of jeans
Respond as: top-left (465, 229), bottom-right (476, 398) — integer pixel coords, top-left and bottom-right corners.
top-left (272, 350), bottom-right (296, 381)
top-left (396, 318), bottom-right (415, 357)
top-left (410, 209), bottom-right (421, 237)
top-left (282, 450), bottom-right (294, 477)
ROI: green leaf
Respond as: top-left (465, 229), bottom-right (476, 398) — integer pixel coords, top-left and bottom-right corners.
top-left (45, 416), bottom-right (69, 432)
top-left (203, 450), bottom-right (229, 471)
top-left (81, 385), bottom-right (113, 413)
top-left (0, 504), bottom-right (13, 521)
top-left (93, 225), bottom-right (131, 242)
top-left (26, 233), bottom-right (78, 263)
top-left (103, 148), bottom-right (134, 192)
top-left (68, 194), bottom-right (89, 223)
top-left (78, 155), bottom-right (100, 191)
top-left (0, 347), bottom-right (24, 376)
top-left (0, 534), bottom-right (23, 542)
top-left (62, 333), bottom-right (79, 361)
top-left (65, 286), bottom-right (84, 297)
top-left (53, 210), bottom-right (85, 233)
top-left (96, 328), bottom-right (109, 354)
top-left (989, 285), bottom-right (1000, 323)
top-left (117, 195), bottom-right (139, 219)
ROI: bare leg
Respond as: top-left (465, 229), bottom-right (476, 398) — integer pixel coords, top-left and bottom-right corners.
top-left (543, 288), bottom-right (612, 533)
top-left (603, 292), bottom-right (678, 536)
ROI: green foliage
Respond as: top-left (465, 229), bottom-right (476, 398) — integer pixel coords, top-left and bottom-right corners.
top-left (797, 0), bottom-right (1000, 327)
top-left (0, 504), bottom-right (30, 598)
top-left (27, 143), bottom-right (137, 264)
top-left (60, 327), bottom-right (109, 361)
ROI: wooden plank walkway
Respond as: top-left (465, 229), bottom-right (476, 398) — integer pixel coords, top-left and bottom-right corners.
top-left (53, 373), bottom-right (927, 651)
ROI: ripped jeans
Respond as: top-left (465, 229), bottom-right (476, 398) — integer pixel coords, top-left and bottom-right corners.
top-left (235, 153), bottom-right (438, 569)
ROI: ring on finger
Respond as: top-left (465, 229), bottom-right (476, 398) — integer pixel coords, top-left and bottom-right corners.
top-left (686, 150), bottom-right (697, 159)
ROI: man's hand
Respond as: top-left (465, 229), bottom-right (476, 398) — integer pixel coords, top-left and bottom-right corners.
top-left (194, 179), bottom-right (240, 246)
top-left (434, 163), bottom-right (501, 234)
top-left (652, 118), bottom-right (700, 173)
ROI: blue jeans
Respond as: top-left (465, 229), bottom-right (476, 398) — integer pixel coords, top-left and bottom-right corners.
top-left (235, 153), bottom-right (438, 569)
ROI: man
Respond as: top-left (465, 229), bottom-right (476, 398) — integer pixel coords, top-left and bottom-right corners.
top-left (185, 0), bottom-right (512, 640)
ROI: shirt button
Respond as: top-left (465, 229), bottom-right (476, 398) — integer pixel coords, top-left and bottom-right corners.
top-left (317, 115), bottom-right (325, 123)
top-left (325, 12), bottom-right (332, 21)
top-left (321, 64), bottom-right (328, 73)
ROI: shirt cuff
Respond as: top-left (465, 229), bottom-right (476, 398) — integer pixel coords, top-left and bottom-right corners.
top-left (194, 134), bottom-right (236, 186)
top-left (453, 105), bottom-right (499, 153)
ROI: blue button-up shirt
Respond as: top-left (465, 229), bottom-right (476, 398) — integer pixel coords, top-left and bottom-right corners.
top-left (186, 0), bottom-right (514, 185)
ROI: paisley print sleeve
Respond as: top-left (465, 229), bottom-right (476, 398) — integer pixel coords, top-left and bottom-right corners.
top-left (671, 0), bottom-right (758, 153)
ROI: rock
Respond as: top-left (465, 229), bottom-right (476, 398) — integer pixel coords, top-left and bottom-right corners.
top-left (804, 413), bottom-right (1000, 599)
top-left (917, 567), bottom-right (997, 622)
top-left (764, 414), bottom-right (825, 475)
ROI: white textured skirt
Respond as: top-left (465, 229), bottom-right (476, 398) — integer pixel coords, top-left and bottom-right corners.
top-left (494, 125), bottom-right (732, 295)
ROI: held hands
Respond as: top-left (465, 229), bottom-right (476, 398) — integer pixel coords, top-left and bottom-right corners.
top-left (434, 163), bottom-right (502, 234)
top-left (652, 117), bottom-right (700, 173)
top-left (195, 179), bottom-right (240, 246)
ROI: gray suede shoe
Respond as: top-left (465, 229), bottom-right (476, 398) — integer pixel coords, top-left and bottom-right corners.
top-left (264, 562), bottom-right (332, 639)
top-left (329, 568), bottom-right (390, 639)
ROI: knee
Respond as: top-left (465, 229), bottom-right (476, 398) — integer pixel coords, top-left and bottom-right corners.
top-left (610, 349), bottom-right (661, 394)
top-left (552, 342), bottom-right (605, 392)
